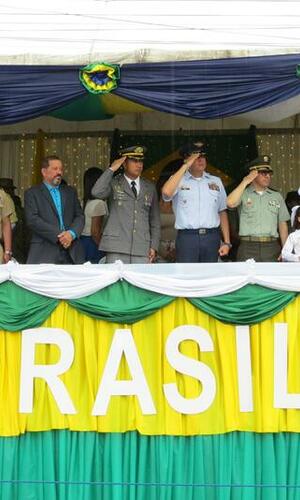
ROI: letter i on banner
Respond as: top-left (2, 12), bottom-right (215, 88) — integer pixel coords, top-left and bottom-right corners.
top-left (235, 325), bottom-right (254, 412)
top-left (274, 322), bottom-right (300, 408)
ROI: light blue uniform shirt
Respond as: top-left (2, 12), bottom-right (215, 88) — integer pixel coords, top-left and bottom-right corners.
top-left (44, 182), bottom-right (76, 239)
top-left (164, 171), bottom-right (227, 230)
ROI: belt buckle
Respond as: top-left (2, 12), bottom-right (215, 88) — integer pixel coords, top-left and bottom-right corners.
top-left (198, 229), bottom-right (206, 235)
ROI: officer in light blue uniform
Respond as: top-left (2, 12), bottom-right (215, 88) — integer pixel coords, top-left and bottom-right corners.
top-left (162, 141), bottom-right (231, 262)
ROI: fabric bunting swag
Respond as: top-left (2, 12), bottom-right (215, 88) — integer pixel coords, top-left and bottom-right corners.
top-left (1, 53), bottom-right (300, 123)
top-left (0, 262), bottom-right (300, 328)
top-left (0, 279), bottom-right (296, 331)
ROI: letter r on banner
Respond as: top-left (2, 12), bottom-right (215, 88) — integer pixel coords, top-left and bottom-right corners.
top-left (19, 328), bottom-right (76, 414)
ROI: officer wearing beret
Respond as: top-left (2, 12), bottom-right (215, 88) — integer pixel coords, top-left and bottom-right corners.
top-left (161, 141), bottom-right (231, 262)
top-left (91, 146), bottom-right (160, 263)
top-left (227, 155), bottom-right (289, 261)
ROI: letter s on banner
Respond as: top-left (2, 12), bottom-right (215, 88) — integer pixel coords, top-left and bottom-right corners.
top-left (19, 328), bottom-right (76, 414)
top-left (163, 325), bottom-right (216, 414)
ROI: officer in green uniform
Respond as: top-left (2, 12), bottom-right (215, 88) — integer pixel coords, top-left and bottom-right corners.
top-left (227, 155), bottom-right (289, 262)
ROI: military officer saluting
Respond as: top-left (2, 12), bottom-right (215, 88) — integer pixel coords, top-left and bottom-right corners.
top-left (161, 141), bottom-right (231, 262)
top-left (91, 145), bottom-right (160, 264)
top-left (227, 155), bottom-right (289, 261)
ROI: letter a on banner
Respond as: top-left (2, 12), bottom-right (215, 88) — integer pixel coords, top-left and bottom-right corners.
top-left (19, 328), bottom-right (76, 414)
top-left (92, 329), bottom-right (156, 415)
top-left (163, 325), bottom-right (216, 414)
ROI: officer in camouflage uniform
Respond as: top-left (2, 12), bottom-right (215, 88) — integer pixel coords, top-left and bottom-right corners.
top-left (227, 155), bottom-right (289, 262)
top-left (0, 188), bottom-right (13, 263)
top-left (92, 146), bottom-right (160, 263)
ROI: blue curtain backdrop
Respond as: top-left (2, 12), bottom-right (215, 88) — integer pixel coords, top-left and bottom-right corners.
top-left (1, 53), bottom-right (300, 124)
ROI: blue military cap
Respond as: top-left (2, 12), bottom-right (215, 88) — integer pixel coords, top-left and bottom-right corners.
top-left (179, 141), bottom-right (207, 158)
top-left (247, 155), bottom-right (273, 172)
top-left (119, 145), bottom-right (146, 160)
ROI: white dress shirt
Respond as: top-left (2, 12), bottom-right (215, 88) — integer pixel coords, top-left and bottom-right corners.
top-left (282, 230), bottom-right (300, 262)
top-left (124, 174), bottom-right (141, 195)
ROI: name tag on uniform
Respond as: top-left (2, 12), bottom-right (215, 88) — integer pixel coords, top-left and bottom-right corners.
top-left (180, 185), bottom-right (190, 190)
top-left (208, 183), bottom-right (220, 192)
top-left (269, 200), bottom-right (280, 209)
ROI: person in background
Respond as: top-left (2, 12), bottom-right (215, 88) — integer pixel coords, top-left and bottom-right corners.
top-left (0, 188), bottom-right (12, 263)
top-left (285, 190), bottom-right (300, 215)
top-left (91, 145), bottom-right (160, 264)
top-left (24, 155), bottom-right (85, 264)
top-left (227, 155), bottom-right (289, 262)
top-left (162, 140), bottom-right (231, 263)
top-left (81, 167), bottom-right (108, 263)
top-left (285, 190), bottom-right (300, 233)
top-left (156, 175), bottom-right (176, 262)
top-left (0, 178), bottom-right (20, 223)
top-left (282, 206), bottom-right (300, 261)
top-left (0, 177), bottom-right (30, 262)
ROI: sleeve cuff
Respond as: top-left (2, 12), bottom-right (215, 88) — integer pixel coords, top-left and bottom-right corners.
top-left (69, 230), bottom-right (77, 240)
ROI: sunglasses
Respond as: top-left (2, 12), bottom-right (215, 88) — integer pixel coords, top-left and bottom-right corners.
top-left (192, 152), bottom-right (206, 157)
top-left (257, 170), bottom-right (272, 176)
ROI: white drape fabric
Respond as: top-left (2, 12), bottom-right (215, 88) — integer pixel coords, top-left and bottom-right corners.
top-left (8, 262), bottom-right (119, 299)
top-left (3, 260), bottom-right (300, 299)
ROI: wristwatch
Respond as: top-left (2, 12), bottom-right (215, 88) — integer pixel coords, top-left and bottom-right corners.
top-left (223, 242), bottom-right (232, 249)
top-left (4, 250), bottom-right (12, 255)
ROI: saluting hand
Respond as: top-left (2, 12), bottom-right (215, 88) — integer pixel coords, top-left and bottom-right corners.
top-left (110, 156), bottom-right (126, 172)
top-left (184, 153), bottom-right (200, 169)
top-left (243, 169), bottom-right (258, 186)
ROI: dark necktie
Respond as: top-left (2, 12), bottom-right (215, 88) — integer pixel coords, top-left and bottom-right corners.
top-left (131, 180), bottom-right (137, 198)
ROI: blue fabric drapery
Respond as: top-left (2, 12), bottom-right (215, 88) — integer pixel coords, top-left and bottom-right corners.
top-left (116, 54), bottom-right (300, 118)
top-left (0, 65), bottom-right (85, 124)
top-left (1, 53), bottom-right (300, 124)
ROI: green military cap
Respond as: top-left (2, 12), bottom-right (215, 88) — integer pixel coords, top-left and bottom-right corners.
top-left (119, 145), bottom-right (146, 160)
top-left (179, 141), bottom-right (207, 158)
top-left (248, 155), bottom-right (273, 173)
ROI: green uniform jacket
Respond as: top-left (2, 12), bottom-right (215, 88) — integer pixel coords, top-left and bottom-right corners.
top-left (238, 186), bottom-right (289, 237)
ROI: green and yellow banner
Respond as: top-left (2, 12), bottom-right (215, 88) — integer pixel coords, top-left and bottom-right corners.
top-left (2, 281), bottom-right (300, 498)
top-left (1, 283), bottom-right (300, 436)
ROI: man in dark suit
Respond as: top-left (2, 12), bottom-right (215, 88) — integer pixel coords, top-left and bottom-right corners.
top-left (24, 155), bottom-right (85, 264)
top-left (92, 146), bottom-right (160, 263)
